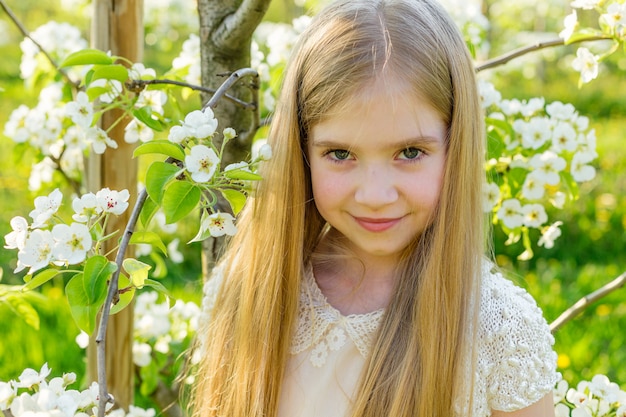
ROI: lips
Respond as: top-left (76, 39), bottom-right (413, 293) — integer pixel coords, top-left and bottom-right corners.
top-left (353, 216), bottom-right (402, 232)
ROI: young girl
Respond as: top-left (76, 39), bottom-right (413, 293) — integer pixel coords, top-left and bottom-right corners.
top-left (191, 0), bottom-right (560, 416)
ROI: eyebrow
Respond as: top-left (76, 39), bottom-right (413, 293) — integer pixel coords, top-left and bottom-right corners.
top-left (310, 136), bottom-right (443, 149)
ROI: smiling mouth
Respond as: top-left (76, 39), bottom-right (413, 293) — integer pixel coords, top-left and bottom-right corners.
top-left (353, 216), bottom-right (402, 232)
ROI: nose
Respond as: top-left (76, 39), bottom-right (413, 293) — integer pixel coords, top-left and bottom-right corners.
top-left (354, 165), bottom-right (399, 207)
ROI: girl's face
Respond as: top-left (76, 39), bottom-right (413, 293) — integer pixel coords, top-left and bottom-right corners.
top-left (308, 76), bottom-right (447, 265)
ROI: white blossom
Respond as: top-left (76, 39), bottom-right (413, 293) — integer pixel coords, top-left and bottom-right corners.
top-left (521, 203), bottom-right (548, 228)
top-left (559, 10), bottom-right (578, 41)
top-left (65, 91), bottom-right (94, 129)
top-left (96, 188), bottom-right (130, 215)
top-left (550, 191), bottom-right (567, 209)
top-left (86, 127), bottom-right (118, 154)
top-left (201, 212), bottom-right (237, 237)
top-left (72, 193), bottom-right (101, 223)
top-left (124, 119), bottom-right (154, 143)
top-left (29, 188), bottom-right (63, 229)
top-left (185, 145), bottom-right (220, 183)
top-left (551, 121), bottom-right (578, 152)
top-left (572, 47), bottom-right (599, 84)
top-left (135, 90), bottom-right (167, 115)
top-left (571, 150), bottom-right (596, 182)
top-left (538, 221), bottom-right (563, 249)
top-left (223, 127), bottom-right (237, 141)
top-left (181, 108), bottom-right (219, 139)
top-left (482, 181), bottom-right (500, 212)
top-left (478, 79), bottom-right (501, 109)
top-left (15, 364), bottom-right (51, 389)
top-left (570, 0), bottom-right (601, 9)
top-left (0, 381), bottom-right (15, 410)
top-left (51, 223), bottom-right (93, 264)
top-left (497, 199), bottom-right (524, 229)
top-left (3, 105), bottom-right (31, 143)
top-left (546, 101), bottom-right (577, 121)
top-left (128, 63), bottom-right (156, 80)
top-left (132, 343), bottom-right (152, 367)
top-left (5, 216), bottom-right (29, 250)
top-left (600, 3), bottom-right (626, 30)
top-left (529, 151), bottom-right (566, 186)
top-left (522, 171), bottom-right (546, 200)
top-left (89, 79), bottom-right (123, 104)
top-left (17, 229), bottom-right (55, 274)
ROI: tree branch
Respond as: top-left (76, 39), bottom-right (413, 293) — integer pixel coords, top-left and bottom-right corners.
top-left (212, 0), bottom-right (272, 53)
top-left (550, 271), bottom-right (626, 333)
top-left (476, 35), bottom-right (613, 72)
top-left (202, 68), bottom-right (259, 111)
top-left (127, 78), bottom-right (256, 109)
top-left (0, 0), bottom-right (80, 89)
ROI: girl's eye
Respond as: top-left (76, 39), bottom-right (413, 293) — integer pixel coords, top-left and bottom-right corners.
top-left (327, 149), bottom-right (352, 160)
top-left (398, 147), bottom-right (423, 160)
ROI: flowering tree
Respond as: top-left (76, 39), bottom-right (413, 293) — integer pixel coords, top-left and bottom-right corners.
top-left (1, 0), bottom-right (625, 417)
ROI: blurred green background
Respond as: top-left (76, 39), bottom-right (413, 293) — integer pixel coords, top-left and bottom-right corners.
top-left (0, 0), bottom-right (624, 394)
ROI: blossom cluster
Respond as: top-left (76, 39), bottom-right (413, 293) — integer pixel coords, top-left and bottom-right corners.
top-left (0, 363), bottom-right (155, 417)
top-left (554, 374), bottom-right (626, 417)
top-left (479, 80), bottom-right (598, 255)
top-left (4, 187), bottom-right (130, 275)
top-left (560, 1), bottom-right (626, 84)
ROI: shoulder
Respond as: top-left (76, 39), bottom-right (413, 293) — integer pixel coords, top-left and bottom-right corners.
top-left (476, 263), bottom-right (560, 412)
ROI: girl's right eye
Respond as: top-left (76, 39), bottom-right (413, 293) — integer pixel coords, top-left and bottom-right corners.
top-left (326, 149), bottom-right (352, 161)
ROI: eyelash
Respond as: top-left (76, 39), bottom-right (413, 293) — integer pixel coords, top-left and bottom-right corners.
top-left (322, 147), bottom-right (425, 163)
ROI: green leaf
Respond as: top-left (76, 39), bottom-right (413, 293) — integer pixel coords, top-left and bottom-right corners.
top-left (223, 169), bottom-right (263, 181)
top-left (123, 258), bottom-right (152, 288)
top-left (220, 189), bottom-right (247, 215)
top-left (22, 269), bottom-right (60, 291)
top-left (60, 49), bottom-right (113, 67)
top-left (143, 279), bottom-right (173, 299)
top-left (109, 274), bottom-right (135, 315)
top-left (130, 231), bottom-right (168, 256)
top-left (139, 195), bottom-right (159, 228)
top-left (4, 294), bottom-right (40, 330)
top-left (91, 64), bottom-right (129, 83)
top-left (161, 181), bottom-right (201, 223)
top-left (565, 29), bottom-right (604, 45)
top-left (145, 161), bottom-right (182, 204)
top-left (86, 86), bottom-right (110, 101)
top-left (132, 107), bottom-right (166, 132)
top-left (65, 256), bottom-right (117, 334)
top-left (134, 140), bottom-right (185, 161)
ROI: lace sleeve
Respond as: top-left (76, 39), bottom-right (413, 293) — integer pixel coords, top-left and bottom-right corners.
top-left (480, 271), bottom-right (561, 412)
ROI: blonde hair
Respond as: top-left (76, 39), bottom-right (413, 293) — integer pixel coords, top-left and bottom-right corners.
top-left (190, 0), bottom-right (485, 416)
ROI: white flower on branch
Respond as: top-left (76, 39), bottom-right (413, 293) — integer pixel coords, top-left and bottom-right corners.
top-left (551, 121), bottom-right (578, 153)
top-left (15, 364), bottom-right (51, 389)
top-left (65, 91), bottom-right (94, 129)
top-left (52, 223), bottom-right (93, 264)
top-left (16, 229), bottom-right (55, 274)
top-left (29, 188), bottom-right (63, 229)
top-left (538, 221), bottom-right (563, 249)
top-left (600, 3), bottom-right (626, 30)
top-left (521, 172), bottom-right (546, 200)
top-left (559, 10), bottom-right (578, 41)
top-left (546, 101), bottom-right (577, 121)
top-left (5, 216), bottom-right (29, 250)
top-left (572, 47), bottom-right (599, 84)
top-left (521, 203), bottom-right (548, 228)
top-left (96, 188), bottom-right (130, 215)
top-left (571, 150), bottom-right (597, 182)
top-left (482, 181), bottom-right (500, 212)
top-left (570, 0), bottom-right (601, 10)
top-left (124, 119), bottom-right (154, 144)
top-left (201, 212), bottom-right (237, 237)
top-left (185, 145), bottom-right (220, 183)
top-left (89, 79), bottom-right (123, 104)
top-left (72, 192), bottom-right (100, 223)
top-left (529, 151), bottom-right (566, 186)
top-left (181, 108), bottom-right (219, 140)
top-left (86, 127), bottom-right (118, 154)
top-left (497, 198), bottom-right (524, 229)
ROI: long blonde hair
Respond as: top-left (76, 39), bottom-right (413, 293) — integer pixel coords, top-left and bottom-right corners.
top-left (190, 0), bottom-right (485, 416)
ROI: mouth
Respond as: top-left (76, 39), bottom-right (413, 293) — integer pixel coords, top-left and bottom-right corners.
top-left (353, 216), bottom-right (403, 232)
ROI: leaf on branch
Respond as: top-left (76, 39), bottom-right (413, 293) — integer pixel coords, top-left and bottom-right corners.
top-left (132, 107), bottom-right (167, 132)
top-left (60, 48), bottom-right (114, 67)
top-left (122, 258), bottom-right (152, 289)
top-left (220, 189), bottom-right (247, 215)
top-left (109, 274), bottom-right (135, 315)
top-left (66, 255), bottom-right (117, 334)
top-left (222, 169), bottom-right (263, 181)
top-left (142, 279), bottom-right (173, 300)
top-left (161, 181), bottom-right (201, 224)
top-left (90, 64), bottom-right (129, 83)
top-left (134, 140), bottom-right (185, 161)
top-left (139, 195), bottom-right (159, 228)
top-left (145, 161), bottom-right (182, 204)
top-left (22, 269), bottom-right (60, 292)
top-left (130, 231), bottom-right (168, 256)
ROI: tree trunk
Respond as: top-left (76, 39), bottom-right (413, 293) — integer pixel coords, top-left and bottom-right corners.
top-left (197, 0), bottom-right (272, 274)
top-left (86, 0), bottom-right (144, 410)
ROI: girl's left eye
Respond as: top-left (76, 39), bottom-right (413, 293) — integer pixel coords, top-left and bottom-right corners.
top-left (398, 147), bottom-right (423, 160)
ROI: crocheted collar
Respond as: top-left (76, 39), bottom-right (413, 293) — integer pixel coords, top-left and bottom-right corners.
top-left (290, 265), bottom-right (384, 366)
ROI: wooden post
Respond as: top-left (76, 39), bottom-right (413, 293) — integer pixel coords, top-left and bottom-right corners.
top-left (86, 0), bottom-right (144, 410)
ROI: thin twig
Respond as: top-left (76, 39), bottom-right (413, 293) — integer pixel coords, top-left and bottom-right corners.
top-left (203, 68), bottom-right (259, 110)
top-left (550, 271), bottom-right (626, 333)
top-left (127, 78), bottom-right (256, 109)
top-left (0, 0), bottom-right (80, 89)
top-left (476, 35), bottom-right (613, 72)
